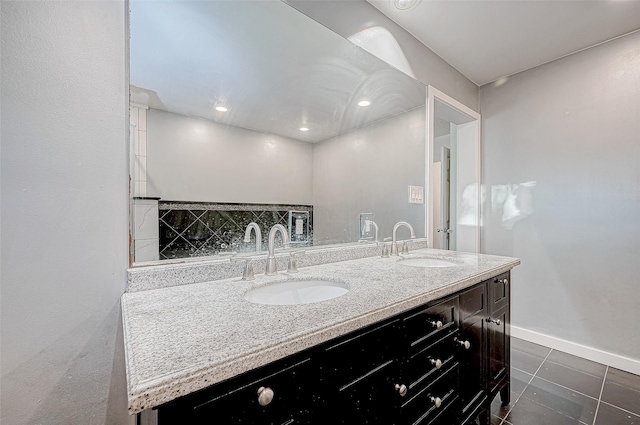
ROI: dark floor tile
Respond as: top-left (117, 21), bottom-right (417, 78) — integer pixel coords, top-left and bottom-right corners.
top-left (505, 396), bottom-right (588, 425)
top-left (511, 348), bottom-right (547, 375)
top-left (511, 367), bottom-right (533, 396)
top-left (595, 402), bottom-right (640, 425)
top-left (490, 413), bottom-right (504, 425)
top-left (602, 368), bottom-right (640, 415)
top-left (537, 359), bottom-right (604, 398)
top-left (511, 337), bottom-right (552, 358)
top-left (545, 350), bottom-right (607, 378)
top-left (518, 377), bottom-right (597, 424)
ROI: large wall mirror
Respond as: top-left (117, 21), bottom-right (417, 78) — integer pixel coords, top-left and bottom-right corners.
top-left (129, 0), bottom-right (428, 264)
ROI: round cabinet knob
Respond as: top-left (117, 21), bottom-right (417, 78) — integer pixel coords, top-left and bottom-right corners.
top-left (430, 320), bottom-right (443, 329)
top-left (501, 278), bottom-right (508, 284)
top-left (430, 358), bottom-right (443, 369)
top-left (457, 339), bottom-right (471, 350)
top-left (257, 386), bottom-right (274, 406)
top-left (487, 318), bottom-right (502, 326)
top-left (430, 396), bottom-right (442, 408)
top-left (395, 384), bottom-right (408, 397)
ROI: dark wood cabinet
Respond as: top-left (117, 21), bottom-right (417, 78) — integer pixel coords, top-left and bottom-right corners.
top-left (153, 271), bottom-right (511, 425)
top-left (458, 283), bottom-right (488, 423)
top-left (487, 272), bottom-right (511, 405)
top-left (322, 318), bottom-right (402, 424)
top-left (157, 354), bottom-right (316, 425)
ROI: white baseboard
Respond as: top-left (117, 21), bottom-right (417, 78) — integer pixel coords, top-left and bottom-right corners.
top-left (511, 326), bottom-right (640, 376)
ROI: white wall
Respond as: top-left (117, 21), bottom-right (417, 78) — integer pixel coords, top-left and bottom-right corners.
top-left (146, 109), bottom-right (314, 205)
top-left (313, 107), bottom-right (426, 244)
top-left (1, 1), bottom-right (131, 424)
top-left (285, 0), bottom-right (479, 112)
top-left (480, 32), bottom-right (640, 362)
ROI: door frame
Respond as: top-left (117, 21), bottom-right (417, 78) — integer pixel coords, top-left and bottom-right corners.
top-left (426, 86), bottom-right (481, 253)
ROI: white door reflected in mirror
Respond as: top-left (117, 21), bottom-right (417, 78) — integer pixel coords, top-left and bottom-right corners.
top-left (428, 86), bottom-right (481, 253)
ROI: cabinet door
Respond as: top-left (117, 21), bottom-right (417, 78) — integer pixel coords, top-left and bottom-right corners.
top-left (322, 319), bottom-right (403, 424)
top-left (487, 305), bottom-right (510, 396)
top-left (157, 357), bottom-right (314, 425)
top-left (458, 283), bottom-right (487, 422)
top-left (487, 272), bottom-right (510, 396)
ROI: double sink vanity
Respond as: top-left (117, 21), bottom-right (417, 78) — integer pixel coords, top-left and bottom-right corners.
top-left (125, 1), bottom-right (510, 423)
top-left (122, 240), bottom-right (519, 425)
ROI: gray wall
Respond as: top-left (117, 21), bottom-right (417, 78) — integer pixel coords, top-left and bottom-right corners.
top-left (147, 109), bottom-right (314, 205)
top-left (313, 107), bottom-right (426, 244)
top-left (286, 0), bottom-right (479, 111)
top-left (480, 31), bottom-right (640, 360)
top-left (1, 1), bottom-right (132, 424)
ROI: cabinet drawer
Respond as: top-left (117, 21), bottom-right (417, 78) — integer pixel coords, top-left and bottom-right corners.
top-left (401, 364), bottom-right (459, 425)
top-left (158, 357), bottom-right (312, 425)
top-left (323, 318), bottom-right (401, 391)
top-left (403, 296), bottom-right (458, 353)
top-left (404, 331), bottom-right (458, 392)
top-left (489, 271), bottom-right (510, 311)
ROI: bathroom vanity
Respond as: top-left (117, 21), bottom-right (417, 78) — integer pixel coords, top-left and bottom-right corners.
top-left (122, 246), bottom-right (519, 425)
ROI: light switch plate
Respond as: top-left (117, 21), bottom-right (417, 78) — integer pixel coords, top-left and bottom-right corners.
top-left (408, 185), bottom-right (424, 204)
top-left (359, 213), bottom-right (374, 239)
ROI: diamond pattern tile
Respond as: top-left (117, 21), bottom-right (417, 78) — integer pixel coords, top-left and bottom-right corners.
top-left (157, 203), bottom-right (312, 259)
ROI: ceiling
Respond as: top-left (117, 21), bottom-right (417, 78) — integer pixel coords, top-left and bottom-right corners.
top-left (129, 0), bottom-right (425, 143)
top-left (368, 0), bottom-right (640, 86)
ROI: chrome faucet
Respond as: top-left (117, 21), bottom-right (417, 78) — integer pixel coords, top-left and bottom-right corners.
top-left (391, 221), bottom-right (415, 256)
top-left (266, 224), bottom-right (290, 275)
top-left (244, 222), bottom-right (262, 253)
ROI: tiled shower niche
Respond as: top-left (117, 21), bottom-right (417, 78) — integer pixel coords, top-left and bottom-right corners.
top-left (158, 202), bottom-right (313, 260)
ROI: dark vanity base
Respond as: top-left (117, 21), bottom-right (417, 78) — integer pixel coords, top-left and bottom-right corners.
top-left (149, 271), bottom-right (511, 425)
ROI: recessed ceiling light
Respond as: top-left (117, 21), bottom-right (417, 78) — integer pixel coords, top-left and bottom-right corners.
top-left (358, 100), bottom-right (371, 107)
top-left (299, 127), bottom-right (309, 132)
top-left (215, 106), bottom-right (228, 112)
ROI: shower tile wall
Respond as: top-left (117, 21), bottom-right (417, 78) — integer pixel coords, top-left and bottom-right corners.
top-left (130, 105), bottom-right (148, 197)
top-left (158, 202), bottom-right (313, 260)
top-left (133, 197), bottom-right (160, 262)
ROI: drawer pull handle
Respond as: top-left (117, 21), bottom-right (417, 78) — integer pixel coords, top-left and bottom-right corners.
top-left (429, 396), bottom-right (442, 408)
top-left (395, 384), bottom-right (408, 397)
top-left (429, 358), bottom-right (443, 369)
top-left (487, 318), bottom-right (502, 326)
top-left (429, 320), bottom-right (443, 329)
top-left (257, 386), bottom-right (274, 406)
top-left (455, 338), bottom-right (471, 350)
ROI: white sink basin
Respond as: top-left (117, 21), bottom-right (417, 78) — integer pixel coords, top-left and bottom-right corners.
top-left (244, 279), bottom-right (349, 305)
top-left (398, 258), bottom-right (458, 268)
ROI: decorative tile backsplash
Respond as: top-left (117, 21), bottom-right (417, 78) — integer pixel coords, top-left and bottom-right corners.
top-left (158, 202), bottom-right (313, 260)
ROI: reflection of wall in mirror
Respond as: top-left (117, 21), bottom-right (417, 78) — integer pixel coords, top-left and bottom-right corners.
top-left (146, 108), bottom-right (314, 205)
top-left (140, 106), bottom-right (426, 251)
top-left (313, 106), bottom-right (426, 245)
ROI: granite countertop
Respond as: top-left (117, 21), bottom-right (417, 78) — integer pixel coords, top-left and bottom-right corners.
top-left (121, 248), bottom-right (520, 414)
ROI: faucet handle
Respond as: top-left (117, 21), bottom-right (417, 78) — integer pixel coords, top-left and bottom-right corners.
top-left (287, 251), bottom-right (305, 273)
top-left (231, 257), bottom-right (255, 281)
top-left (401, 240), bottom-right (410, 254)
top-left (377, 240), bottom-right (390, 258)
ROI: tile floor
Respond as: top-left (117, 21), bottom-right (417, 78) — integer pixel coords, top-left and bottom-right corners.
top-left (489, 337), bottom-right (640, 425)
